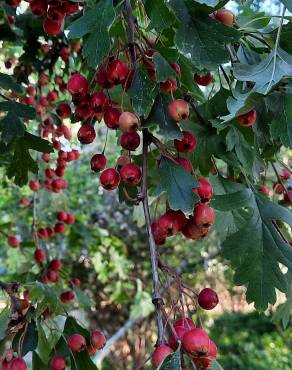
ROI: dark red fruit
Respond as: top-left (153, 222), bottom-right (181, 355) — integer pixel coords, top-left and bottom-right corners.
top-left (174, 131), bottom-right (197, 153)
top-left (157, 209), bottom-right (187, 237)
top-left (43, 17), bottom-right (62, 36)
top-left (56, 103), bottom-right (71, 119)
top-left (194, 72), bottom-right (212, 86)
top-left (71, 278), bottom-right (81, 286)
top-left (120, 163), bottom-right (142, 186)
top-left (259, 185), bottom-right (270, 197)
top-left (29, 180), bottom-right (40, 191)
top-left (91, 154), bottom-right (107, 172)
top-left (193, 203), bottom-right (215, 228)
top-left (160, 78), bottom-right (177, 94)
top-left (151, 344), bottom-right (173, 367)
top-left (168, 99), bottom-right (189, 121)
top-left (7, 235), bottom-right (20, 248)
top-left (174, 318), bottom-right (196, 330)
top-left (67, 334), bottom-right (86, 352)
top-left (67, 73), bottom-right (89, 97)
top-left (9, 357), bottom-right (27, 370)
top-left (120, 131), bottom-right (140, 151)
top-left (49, 259), bottom-right (63, 271)
top-left (104, 108), bottom-right (121, 129)
top-left (60, 290), bottom-right (75, 304)
top-left (91, 330), bottom-right (106, 350)
top-left (34, 248), bottom-right (46, 262)
top-left (182, 217), bottom-right (209, 240)
top-left (77, 124), bottom-right (96, 144)
top-left (65, 213), bottom-right (75, 225)
top-left (194, 178), bottom-right (213, 202)
top-left (198, 288), bottom-right (219, 310)
top-left (175, 157), bottom-right (192, 173)
top-left (107, 59), bottom-right (129, 84)
top-left (169, 325), bottom-right (188, 349)
top-left (182, 328), bottom-right (210, 356)
top-left (100, 168), bottom-right (120, 191)
top-left (50, 354), bottom-right (66, 370)
top-left (237, 109), bottom-right (257, 127)
top-left (90, 92), bottom-right (108, 114)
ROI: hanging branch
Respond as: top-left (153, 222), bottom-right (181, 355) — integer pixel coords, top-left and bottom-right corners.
top-left (123, 0), bottom-right (164, 345)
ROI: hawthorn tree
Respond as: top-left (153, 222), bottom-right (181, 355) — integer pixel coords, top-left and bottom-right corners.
top-left (0, 0), bottom-right (292, 369)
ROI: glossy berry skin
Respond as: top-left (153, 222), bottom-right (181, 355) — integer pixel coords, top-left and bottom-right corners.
top-left (91, 330), bottom-right (106, 350)
top-left (104, 108), bottom-right (121, 129)
top-left (7, 235), bottom-right (20, 248)
top-left (60, 290), bottom-right (75, 304)
top-left (195, 178), bottom-right (213, 202)
top-left (50, 354), bottom-right (66, 370)
top-left (194, 203), bottom-right (216, 228)
top-left (100, 168), bottom-right (120, 191)
top-left (198, 288), bottom-right (219, 310)
top-left (43, 17), bottom-right (62, 36)
top-left (120, 131), bottom-right (140, 151)
top-left (54, 222), bottom-right (65, 234)
top-left (169, 325), bottom-right (188, 350)
top-left (9, 357), bottom-right (27, 370)
top-left (182, 217), bottom-right (209, 240)
top-left (50, 259), bottom-right (63, 271)
top-left (182, 328), bottom-right (210, 356)
top-left (91, 154), bottom-right (107, 172)
top-left (56, 103), bottom-right (71, 119)
top-left (151, 344), bottom-right (173, 368)
top-left (119, 112), bottom-right (139, 132)
top-left (214, 9), bottom-right (235, 26)
top-left (90, 92), bottom-right (108, 113)
top-left (77, 124), bottom-right (96, 144)
top-left (67, 334), bottom-right (86, 352)
top-left (120, 163), bottom-right (142, 186)
top-left (67, 73), bottom-right (89, 97)
top-left (174, 131), bottom-right (197, 153)
top-left (157, 210), bottom-right (187, 237)
top-left (194, 72), bottom-right (212, 86)
top-left (29, 180), bottom-right (40, 191)
top-left (237, 109), bottom-right (257, 127)
top-left (160, 78), bottom-right (177, 94)
top-left (168, 99), bottom-right (189, 121)
top-left (34, 248), bottom-right (46, 262)
top-left (107, 59), bottom-right (129, 84)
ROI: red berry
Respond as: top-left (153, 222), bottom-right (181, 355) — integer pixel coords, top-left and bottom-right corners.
top-left (157, 209), bottom-right (187, 237)
top-left (19, 198), bottom-right (30, 207)
top-left (175, 157), bottom-right (192, 173)
top-left (194, 72), bottom-right (212, 86)
top-left (100, 168), bottom-right (120, 191)
top-left (77, 124), bottom-right (96, 144)
top-left (168, 99), bottom-right (189, 121)
top-left (90, 92), bottom-right (108, 114)
top-left (120, 163), bottom-right (142, 186)
top-left (26, 86), bottom-right (36, 96)
top-left (152, 222), bottom-right (166, 245)
top-left (214, 9), bottom-right (235, 26)
top-left (75, 101), bottom-right (93, 120)
top-left (281, 168), bottom-right (291, 180)
top-left (56, 103), bottom-right (71, 119)
top-left (71, 278), bottom-right (81, 286)
top-left (7, 235), bottom-right (20, 248)
top-left (160, 78), bottom-right (177, 94)
top-left (43, 17), bottom-right (62, 36)
top-left (151, 344), bottom-right (173, 367)
top-left (95, 66), bottom-right (114, 89)
top-left (62, 1), bottom-right (79, 14)
top-left (45, 168), bottom-right (56, 179)
top-left (116, 155), bottom-right (131, 170)
top-left (46, 269), bottom-right (60, 283)
top-left (65, 213), bottom-right (75, 225)
top-left (104, 108), bottom-right (121, 129)
top-left (91, 330), bottom-right (106, 350)
top-left (174, 318), bottom-right (196, 330)
top-left (91, 154), bottom-right (107, 172)
top-left (60, 290), bottom-right (75, 304)
top-left (259, 185), bottom-right (270, 197)
top-left (50, 354), bottom-right (66, 370)
top-left (29, 180), bottom-right (40, 191)
top-left (169, 326), bottom-right (188, 350)
top-left (34, 248), bottom-right (46, 262)
top-left (193, 203), bottom-right (215, 228)
top-left (42, 153), bottom-right (51, 162)
top-left (119, 112), bottom-right (139, 132)
top-left (6, 0), bottom-right (21, 7)
top-left (107, 59), bottom-right (129, 84)
top-left (273, 182), bottom-right (285, 194)
top-left (120, 131), bottom-right (140, 151)
top-left (198, 288), bottom-right (219, 310)
top-left (47, 91), bottom-right (58, 102)
top-left (38, 227), bottom-right (49, 239)
top-left (182, 328), bottom-right (210, 356)
top-left (67, 73), bottom-right (89, 96)
top-left (182, 217), bottom-right (210, 240)
top-left (49, 259), bottom-right (63, 271)
top-left (9, 357), bottom-right (27, 370)
top-left (171, 63), bottom-right (181, 76)
top-left (174, 131), bottom-right (197, 153)
top-left (194, 178), bottom-right (213, 202)
top-left (237, 109), bottom-right (257, 127)
top-left (67, 334), bottom-right (86, 352)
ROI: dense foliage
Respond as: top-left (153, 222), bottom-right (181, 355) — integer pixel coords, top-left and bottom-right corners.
top-left (0, 0), bottom-right (291, 369)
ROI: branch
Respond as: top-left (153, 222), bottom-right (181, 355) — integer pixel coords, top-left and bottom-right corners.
top-left (124, 0), bottom-right (136, 67)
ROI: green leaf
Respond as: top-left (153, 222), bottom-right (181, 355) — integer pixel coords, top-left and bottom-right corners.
top-left (270, 94), bottom-right (292, 148)
top-left (177, 55), bottom-right (204, 101)
top-left (74, 286), bottom-right (93, 308)
top-left (70, 351), bottom-right (98, 370)
top-left (0, 306), bottom-right (10, 340)
top-left (0, 100), bottom-right (35, 119)
top-left (152, 53), bottom-right (176, 82)
top-left (0, 73), bottom-right (23, 93)
top-left (67, 0), bottom-right (116, 68)
top-left (222, 193), bottom-right (292, 310)
top-left (144, 0), bottom-right (176, 32)
top-left (194, 0), bottom-right (222, 6)
top-left (155, 157), bottom-right (199, 214)
top-left (233, 48), bottom-right (292, 95)
top-left (24, 132), bottom-right (53, 153)
top-left (145, 94), bottom-right (182, 140)
top-left (32, 351), bottom-right (49, 370)
top-left (157, 347), bottom-right (181, 369)
top-left (170, 1), bottom-right (240, 70)
top-left (127, 67), bottom-right (158, 117)
top-left (37, 323), bottom-right (51, 364)
top-left (281, 0), bottom-right (292, 12)
top-left (0, 111), bottom-right (25, 145)
top-left (12, 320), bottom-right (38, 356)
top-left (211, 360), bottom-right (224, 370)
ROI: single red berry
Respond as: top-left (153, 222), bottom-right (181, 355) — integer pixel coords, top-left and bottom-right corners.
top-left (77, 124), bottom-right (96, 144)
top-left (90, 92), bottom-right (108, 113)
top-left (60, 290), bottom-right (75, 304)
top-left (120, 163), bottom-right (142, 186)
top-left (47, 91), bottom-right (58, 102)
top-left (45, 168), bottom-right (56, 179)
top-left (171, 63), bottom-right (181, 76)
top-left (182, 328), bottom-right (210, 356)
top-left (42, 153), bottom-right (51, 162)
top-left (214, 8), bottom-right (235, 26)
top-left (120, 131), bottom-right (140, 151)
top-left (107, 59), bottom-right (129, 84)
top-left (56, 103), bottom-right (71, 119)
top-left (104, 108), bottom-right (121, 129)
top-left (151, 222), bottom-right (166, 245)
top-left (194, 178), bottom-right (213, 202)
top-left (100, 168), bottom-right (120, 191)
top-left (119, 111), bottom-right (139, 132)
top-left (26, 86), bottom-right (36, 96)
top-left (168, 99), bottom-right (189, 121)
top-left (46, 269), bottom-right (60, 283)
top-left (91, 154), bottom-right (107, 172)
top-left (49, 259), bottom-right (63, 271)
top-left (182, 217), bottom-right (210, 240)
top-left (71, 278), bottom-right (81, 286)
top-left (237, 109), bottom-right (257, 127)
top-left (38, 227), bottom-right (49, 239)
top-left (65, 213), bottom-right (75, 225)
top-left (43, 17), bottom-right (62, 36)
top-left (67, 73), bottom-right (89, 96)
top-left (193, 203), bottom-right (216, 228)
top-left (151, 344), bottom-right (173, 368)
top-left (9, 357), bottom-right (27, 370)
top-left (169, 325), bottom-right (188, 350)
top-left (259, 185), bottom-right (270, 197)
top-left (75, 101), bottom-right (93, 120)
top-left (62, 1), bottom-right (79, 14)
top-left (281, 168), bottom-right (291, 180)
top-left (91, 330), bottom-right (106, 350)
top-left (50, 354), bottom-right (66, 370)
top-left (19, 198), bottom-right (30, 207)
top-left (175, 157), bottom-right (192, 173)
top-left (29, 180), bottom-right (40, 191)
top-left (34, 248), bottom-right (46, 262)
top-left (7, 235), bottom-right (20, 248)
top-left (160, 78), bottom-right (178, 94)
top-left (194, 72), bottom-right (212, 86)
top-left (174, 131), bottom-right (197, 153)
top-left (67, 334), bottom-right (86, 352)
top-left (198, 288), bottom-right (219, 310)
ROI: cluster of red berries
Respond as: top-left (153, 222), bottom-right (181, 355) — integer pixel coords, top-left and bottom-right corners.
top-left (152, 302), bottom-right (219, 369)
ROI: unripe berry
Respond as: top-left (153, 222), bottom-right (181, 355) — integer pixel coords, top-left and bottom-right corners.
top-left (119, 112), bottom-right (139, 132)
top-left (67, 73), bottom-right (89, 96)
top-left (168, 99), bottom-right (189, 121)
top-left (237, 109), bottom-right (257, 127)
top-left (91, 330), bottom-right (106, 350)
top-left (194, 72), bottom-right (212, 86)
top-left (100, 168), bottom-right (120, 191)
top-left (120, 163), bottom-right (142, 186)
top-left (7, 235), bottom-right (20, 248)
top-left (104, 108), bottom-right (121, 129)
top-left (214, 8), bottom-right (235, 26)
top-left (67, 334), bottom-right (86, 352)
top-left (182, 328), bottom-right (210, 356)
top-left (77, 124), bottom-right (96, 144)
top-left (193, 203), bottom-right (215, 228)
top-left (50, 354), bottom-right (66, 370)
top-left (194, 178), bottom-right (213, 202)
top-left (174, 131), bottom-right (197, 153)
top-left (151, 344), bottom-right (173, 368)
top-left (120, 131), bottom-right (140, 151)
top-left (9, 357), bottom-right (27, 370)
top-left (198, 288), bottom-right (219, 310)
top-left (34, 248), bottom-right (46, 262)
top-left (91, 154), bottom-right (107, 172)
top-left (60, 290), bottom-right (75, 304)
